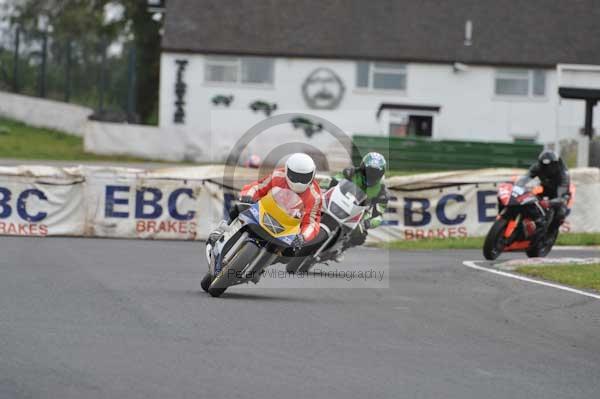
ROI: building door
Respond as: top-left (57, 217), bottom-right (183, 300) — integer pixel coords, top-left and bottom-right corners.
top-left (389, 123), bottom-right (407, 137)
top-left (379, 103), bottom-right (440, 138)
top-left (407, 115), bottom-right (433, 137)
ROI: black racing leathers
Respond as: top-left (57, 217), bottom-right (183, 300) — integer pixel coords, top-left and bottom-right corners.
top-left (526, 158), bottom-right (571, 237)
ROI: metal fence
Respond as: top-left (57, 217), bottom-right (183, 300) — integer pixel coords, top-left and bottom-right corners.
top-left (352, 135), bottom-right (543, 171)
top-left (0, 26), bottom-right (139, 123)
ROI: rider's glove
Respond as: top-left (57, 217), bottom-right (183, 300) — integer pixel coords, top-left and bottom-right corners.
top-left (362, 219), bottom-right (372, 230)
top-left (239, 195), bottom-right (254, 203)
top-left (549, 198), bottom-right (564, 207)
top-left (291, 234), bottom-right (304, 253)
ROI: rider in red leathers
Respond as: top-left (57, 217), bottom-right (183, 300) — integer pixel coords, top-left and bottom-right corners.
top-left (210, 153), bottom-right (323, 252)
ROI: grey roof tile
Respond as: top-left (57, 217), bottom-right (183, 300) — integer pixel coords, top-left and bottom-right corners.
top-left (162, 0), bottom-right (600, 67)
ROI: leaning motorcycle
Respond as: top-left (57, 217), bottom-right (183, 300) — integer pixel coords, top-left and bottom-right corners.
top-left (483, 176), bottom-right (574, 260)
top-left (202, 187), bottom-right (304, 297)
top-left (285, 179), bottom-right (368, 273)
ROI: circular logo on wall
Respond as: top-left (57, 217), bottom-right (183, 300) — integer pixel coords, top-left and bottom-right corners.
top-left (302, 68), bottom-right (345, 110)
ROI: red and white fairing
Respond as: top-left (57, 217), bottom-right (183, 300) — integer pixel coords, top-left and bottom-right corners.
top-left (323, 180), bottom-right (367, 229)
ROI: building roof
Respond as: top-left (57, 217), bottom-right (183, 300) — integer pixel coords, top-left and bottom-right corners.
top-left (162, 0), bottom-right (600, 67)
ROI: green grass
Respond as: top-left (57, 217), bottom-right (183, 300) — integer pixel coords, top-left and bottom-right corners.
top-left (382, 236), bottom-right (484, 250)
top-left (382, 233), bottom-right (600, 250)
top-left (515, 264), bottom-right (600, 292)
top-left (0, 117), bottom-right (157, 163)
top-left (555, 233), bottom-right (600, 246)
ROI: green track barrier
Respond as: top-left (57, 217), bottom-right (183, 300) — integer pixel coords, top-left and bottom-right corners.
top-left (352, 135), bottom-right (543, 170)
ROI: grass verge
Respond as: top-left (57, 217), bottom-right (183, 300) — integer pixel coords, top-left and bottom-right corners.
top-left (515, 264), bottom-right (600, 292)
top-left (383, 236), bottom-right (484, 250)
top-left (1, 116), bottom-right (445, 170)
top-left (0, 117), bottom-right (156, 163)
top-left (382, 233), bottom-right (600, 250)
top-left (555, 233), bottom-right (600, 246)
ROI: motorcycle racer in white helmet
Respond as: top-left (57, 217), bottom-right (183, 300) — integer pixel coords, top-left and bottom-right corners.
top-left (238, 153), bottom-right (322, 250)
top-left (207, 153), bottom-right (323, 254)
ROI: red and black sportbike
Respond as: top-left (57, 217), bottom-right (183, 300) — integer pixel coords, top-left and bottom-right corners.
top-left (483, 176), bottom-right (574, 260)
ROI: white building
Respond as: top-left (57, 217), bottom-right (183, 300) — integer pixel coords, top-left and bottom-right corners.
top-left (159, 0), bottom-right (600, 165)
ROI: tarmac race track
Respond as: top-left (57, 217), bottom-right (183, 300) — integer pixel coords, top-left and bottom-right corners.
top-left (0, 236), bottom-right (599, 399)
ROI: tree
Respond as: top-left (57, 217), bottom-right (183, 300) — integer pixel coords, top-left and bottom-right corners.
top-left (2, 0), bottom-right (162, 124)
top-left (121, 0), bottom-right (162, 123)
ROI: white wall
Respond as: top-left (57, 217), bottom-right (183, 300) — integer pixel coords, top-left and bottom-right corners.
top-left (83, 121), bottom-right (207, 162)
top-left (159, 52), bottom-right (600, 145)
top-left (0, 91), bottom-right (92, 136)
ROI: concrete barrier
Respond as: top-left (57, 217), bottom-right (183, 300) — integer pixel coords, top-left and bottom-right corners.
top-left (0, 91), bottom-right (92, 136)
top-left (83, 121), bottom-right (208, 162)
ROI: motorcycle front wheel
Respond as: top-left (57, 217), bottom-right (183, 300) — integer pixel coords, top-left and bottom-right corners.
top-left (483, 218), bottom-right (508, 260)
top-left (201, 273), bottom-right (213, 293)
top-left (208, 242), bottom-right (260, 297)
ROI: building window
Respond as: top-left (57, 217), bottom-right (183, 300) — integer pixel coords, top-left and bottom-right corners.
top-left (241, 58), bottom-right (274, 84)
top-left (205, 56), bottom-right (238, 83)
top-left (356, 62), bottom-right (406, 91)
top-left (494, 69), bottom-right (546, 97)
top-left (205, 56), bottom-right (274, 85)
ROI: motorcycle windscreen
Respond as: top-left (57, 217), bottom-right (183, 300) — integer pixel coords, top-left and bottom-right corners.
top-left (337, 179), bottom-right (367, 205)
top-left (258, 187), bottom-right (303, 238)
top-left (515, 176), bottom-right (542, 193)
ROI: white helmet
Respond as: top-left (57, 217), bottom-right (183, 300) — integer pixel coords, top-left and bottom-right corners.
top-left (285, 153), bottom-right (316, 193)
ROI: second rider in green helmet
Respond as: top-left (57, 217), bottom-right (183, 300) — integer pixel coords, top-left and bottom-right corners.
top-left (329, 152), bottom-right (389, 250)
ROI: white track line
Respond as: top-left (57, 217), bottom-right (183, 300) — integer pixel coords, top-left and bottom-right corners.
top-left (462, 260), bottom-right (600, 300)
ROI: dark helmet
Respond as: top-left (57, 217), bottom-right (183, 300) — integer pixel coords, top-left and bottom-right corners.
top-left (359, 152), bottom-right (387, 187)
top-left (538, 150), bottom-right (560, 175)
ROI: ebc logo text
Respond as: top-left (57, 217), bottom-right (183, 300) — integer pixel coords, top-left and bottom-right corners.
top-left (0, 187), bottom-right (49, 236)
top-left (385, 190), bottom-right (497, 239)
top-left (104, 186), bottom-right (198, 235)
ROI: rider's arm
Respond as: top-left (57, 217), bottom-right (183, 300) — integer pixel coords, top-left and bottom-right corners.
top-left (240, 170), bottom-right (279, 201)
top-left (515, 163), bottom-right (539, 187)
top-left (328, 173), bottom-right (342, 189)
top-left (527, 163), bottom-right (540, 179)
top-left (556, 163), bottom-right (571, 203)
top-left (328, 168), bottom-right (355, 189)
top-left (365, 187), bottom-right (389, 229)
top-left (300, 184), bottom-right (322, 241)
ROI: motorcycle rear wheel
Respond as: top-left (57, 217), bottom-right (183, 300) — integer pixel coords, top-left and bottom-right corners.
top-left (483, 219), bottom-right (508, 260)
top-left (297, 257), bottom-right (314, 273)
top-left (526, 227), bottom-right (559, 258)
top-left (286, 256), bottom-right (311, 273)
